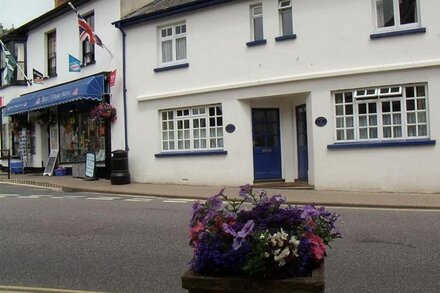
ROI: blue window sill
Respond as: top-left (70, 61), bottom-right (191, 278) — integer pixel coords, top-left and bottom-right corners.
top-left (370, 27), bottom-right (426, 39)
top-left (327, 139), bottom-right (435, 150)
top-left (155, 150), bottom-right (227, 157)
top-left (275, 34), bottom-right (297, 42)
top-left (154, 63), bottom-right (189, 72)
top-left (246, 39), bottom-right (267, 47)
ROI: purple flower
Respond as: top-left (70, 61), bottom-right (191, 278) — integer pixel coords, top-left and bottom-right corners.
top-left (239, 184), bottom-right (252, 200)
top-left (301, 205), bottom-right (319, 220)
top-left (237, 220), bottom-right (255, 238)
top-left (206, 189), bottom-right (224, 211)
top-left (222, 223), bottom-right (237, 237)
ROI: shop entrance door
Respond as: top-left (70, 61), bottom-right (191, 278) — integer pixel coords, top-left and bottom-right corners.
top-left (252, 108), bottom-right (282, 180)
top-left (296, 104), bottom-right (308, 180)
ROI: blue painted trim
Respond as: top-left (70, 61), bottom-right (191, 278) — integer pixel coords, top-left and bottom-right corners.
top-left (370, 27), bottom-right (426, 39)
top-left (327, 139), bottom-right (435, 150)
top-left (155, 150), bottom-right (227, 157)
top-left (246, 39), bottom-right (267, 47)
top-left (275, 34), bottom-right (297, 42)
top-left (154, 63), bottom-right (189, 73)
top-left (114, 0), bottom-right (235, 28)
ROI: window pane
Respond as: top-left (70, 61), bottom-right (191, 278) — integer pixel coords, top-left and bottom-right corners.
top-left (176, 37), bottom-right (187, 60)
top-left (376, 0), bottom-right (395, 28)
top-left (368, 103), bottom-right (377, 113)
top-left (369, 128), bottom-right (378, 138)
top-left (418, 125), bottom-right (427, 136)
top-left (383, 127), bottom-right (392, 138)
top-left (253, 17), bottom-right (264, 41)
top-left (336, 130), bottom-right (344, 140)
top-left (346, 129), bottom-right (354, 140)
top-left (369, 116), bottom-right (377, 126)
top-left (407, 125), bottom-right (416, 136)
top-left (416, 86), bottom-right (425, 97)
top-left (382, 101), bottom-right (391, 113)
top-left (281, 8), bottom-right (293, 36)
top-left (417, 99), bottom-right (426, 110)
top-left (393, 114), bottom-right (401, 124)
top-left (407, 113), bottom-right (416, 123)
top-left (359, 128), bottom-right (368, 139)
top-left (162, 40), bottom-right (172, 63)
top-left (383, 114), bottom-right (391, 125)
top-left (345, 105), bottom-right (353, 115)
top-left (359, 116), bottom-right (367, 127)
top-left (335, 93), bottom-right (343, 104)
top-left (417, 112), bottom-right (426, 123)
top-left (394, 126), bottom-right (402, 137)
top-left (336, 105), bottom-right (344, 116)
top-left (358, 104), bottom-right (367, 114)
top-left (336, 117), bottom-right (344, 128)
top-left (406, 100), bottom-right (415, 111)
top-left (399, 0), bottom-right (417, 25)
top-left (346, 117), bottom-right (354, 127)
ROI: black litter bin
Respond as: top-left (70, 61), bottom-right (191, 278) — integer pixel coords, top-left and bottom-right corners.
top-left (111, 150), bottom-right (131, 185)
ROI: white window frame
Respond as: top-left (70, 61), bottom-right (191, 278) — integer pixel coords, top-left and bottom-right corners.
top-left (160, 104), bottom-right (224, 152)
top-left (372, 0), bottom-right (421, 32)
top-left (158, 22), bottom-right (187, 66)
top-left (278, 0), bottom-right (293, 36)
top-left (250, 4), bottom-right (264, 41)
top-left (334, 84), bottom-right (429, 142)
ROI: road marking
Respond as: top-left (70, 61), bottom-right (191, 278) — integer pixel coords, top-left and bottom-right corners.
top-left (86, 197), bottom-right (119, 201)
top-left (17, 195), bottom-right (41, 199)
top-left (330, 206), bottom-right (440, 212)
top-left (163, 199), bottom-right (192, 203)
top-left (124, 198), bottom-right (153, 202)
top-left (0, 285), bottom-right (107, 293)
top-left (0, 194), bottom-right (19, 197)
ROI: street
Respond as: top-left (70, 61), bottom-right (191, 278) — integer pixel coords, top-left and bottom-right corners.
top-left (0, 183), bottom-right (439, 293)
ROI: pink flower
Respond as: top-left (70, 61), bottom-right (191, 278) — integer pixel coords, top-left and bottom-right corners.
top-left (190, 221), bottom-right (205, 247)
top-left (307, 233), bottom-right (326, 262)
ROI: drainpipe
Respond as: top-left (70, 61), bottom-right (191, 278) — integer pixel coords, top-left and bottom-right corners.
top-left (118, 26), bottom-right (129, 151)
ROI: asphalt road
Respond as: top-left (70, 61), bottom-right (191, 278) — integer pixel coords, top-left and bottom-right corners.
top-left (0, 183), bottom-right (439, 293)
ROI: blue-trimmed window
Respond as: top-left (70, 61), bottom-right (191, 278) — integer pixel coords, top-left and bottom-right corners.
top-left (160, 104), bottom-right (223, 152)
top-left (334, 84), bottom-right (429, 142)
top-left (159, 23), bottom-right (187, 66)
top-left (279, 0), bottom-right (293, 36)
top-left (250, 4), bottom-right (264, 42)
top-left (372, 0), bottom-right (421, 33)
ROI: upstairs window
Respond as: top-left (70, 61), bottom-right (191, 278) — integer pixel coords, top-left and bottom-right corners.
top-left (251, 4), bottom-right (264, 41)
top-left (334, 84), bottom-right (428, 142)
top-left (159, 23), bottom-right (187, 66)
top-left (279, 0), bottom-right (293, 36)
top-left (0, 41), bottom-right (27, 86)
top-left (373, 0), bottom-right (420, 31)
top-left (82, 12), bottom-right (96, 65)
top-left (47, 31), bottom-right (57, 77)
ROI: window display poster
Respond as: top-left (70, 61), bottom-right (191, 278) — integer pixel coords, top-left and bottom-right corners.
top-left (43, 149), bottom-right (58, 176)
top-left (85, 152), bottom-right (97, 180)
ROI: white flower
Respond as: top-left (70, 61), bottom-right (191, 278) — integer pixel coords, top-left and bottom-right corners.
top-left (264, 252), bottom-right (270, 258)
top-left (280, 247), bottom-right (290, 258)
top-left (278, 259), bottom-right (286, 267)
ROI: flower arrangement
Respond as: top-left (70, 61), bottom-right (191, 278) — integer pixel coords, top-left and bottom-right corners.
top-left (10, 115), bottom-right (30, 135)
top-left (189, 185), bottom-right (341, 279)
top-left (90, 102), bottom-right (117, 123)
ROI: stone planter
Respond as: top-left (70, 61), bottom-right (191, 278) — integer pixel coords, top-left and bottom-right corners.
top-left (181, 266), bottom-right (324, 293)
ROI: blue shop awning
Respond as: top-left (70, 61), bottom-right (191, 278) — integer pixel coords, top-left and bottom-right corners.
top-left (4, 74), bottom-right (104, 116)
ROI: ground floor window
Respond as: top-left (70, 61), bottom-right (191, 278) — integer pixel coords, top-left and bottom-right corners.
top-left (334, 83), bottom-right (428, 142)
top-left (160, 104), bottom-right (223, 151)
top-left (59, 101), bottom-right (106, 163)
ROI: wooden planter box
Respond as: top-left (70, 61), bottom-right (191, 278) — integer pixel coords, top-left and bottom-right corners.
top-left (181, 266), bottom-right (324, 293)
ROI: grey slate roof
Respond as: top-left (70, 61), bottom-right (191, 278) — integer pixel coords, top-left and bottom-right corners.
top-left (123, 0), bottom-right (202, 19)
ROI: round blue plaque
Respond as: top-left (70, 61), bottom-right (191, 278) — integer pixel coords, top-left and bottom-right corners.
top-left (225, 124), bottom-right (236, 133)
top-left (315, 117), bottom-right (327, 127)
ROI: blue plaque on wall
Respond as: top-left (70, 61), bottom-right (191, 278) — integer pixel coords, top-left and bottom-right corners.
top-left (315, 117), bottom-right (327, 127)
top-left (225, 124), bottom-right (236, 133)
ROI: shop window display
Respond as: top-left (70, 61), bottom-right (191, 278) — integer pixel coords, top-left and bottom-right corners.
top-left (59, 102), bottom-right (106, 163)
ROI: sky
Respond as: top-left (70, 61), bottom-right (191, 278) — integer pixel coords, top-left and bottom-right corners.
top-left (0, 0), bottom-right (54, 30)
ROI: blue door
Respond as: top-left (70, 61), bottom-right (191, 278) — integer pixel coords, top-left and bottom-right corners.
top-left (296, 104), bottom-right (308, 180)
top-left (252, 108), bottom-right (282, 180)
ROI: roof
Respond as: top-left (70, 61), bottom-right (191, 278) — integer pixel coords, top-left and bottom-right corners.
top-left (1, 0), bottom-right (90, 42)
top-left (114, 0), bottom-right (237, 28)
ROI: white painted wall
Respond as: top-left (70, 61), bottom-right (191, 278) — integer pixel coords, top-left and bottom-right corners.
top-left (121, 0), bottom-right (440, 191)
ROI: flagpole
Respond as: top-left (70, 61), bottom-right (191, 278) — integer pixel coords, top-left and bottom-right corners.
top-left (0, 39), bottom-right (32, 85)
top-left (68, 2), bottom-right (113, 58)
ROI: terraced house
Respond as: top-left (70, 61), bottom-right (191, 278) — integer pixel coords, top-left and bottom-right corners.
top-left (112, 0), bottom-right (439, 192)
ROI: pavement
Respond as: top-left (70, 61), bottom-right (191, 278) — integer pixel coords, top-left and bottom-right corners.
top-left (0, 173), bottom-right (439, 210)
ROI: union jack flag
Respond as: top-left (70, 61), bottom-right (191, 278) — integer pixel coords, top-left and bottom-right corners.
top-left (78, 15), bottom-right (103, 47)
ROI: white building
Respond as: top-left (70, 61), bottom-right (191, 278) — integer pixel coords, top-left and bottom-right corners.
top-left (113, 0), bottom-right (440, 192)
top-left (0, 0), bottom-right (136, 177)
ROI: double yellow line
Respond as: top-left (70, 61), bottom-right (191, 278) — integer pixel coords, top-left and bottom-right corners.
top-left (0, 285), bottom-right (107, 293)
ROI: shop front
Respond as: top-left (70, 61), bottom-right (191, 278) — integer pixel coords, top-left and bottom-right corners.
top-left (2, 73), bottom-right (113, 178)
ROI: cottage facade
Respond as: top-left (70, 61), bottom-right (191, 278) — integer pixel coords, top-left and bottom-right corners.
top-left (114, 0), bottom-right (440, 192)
